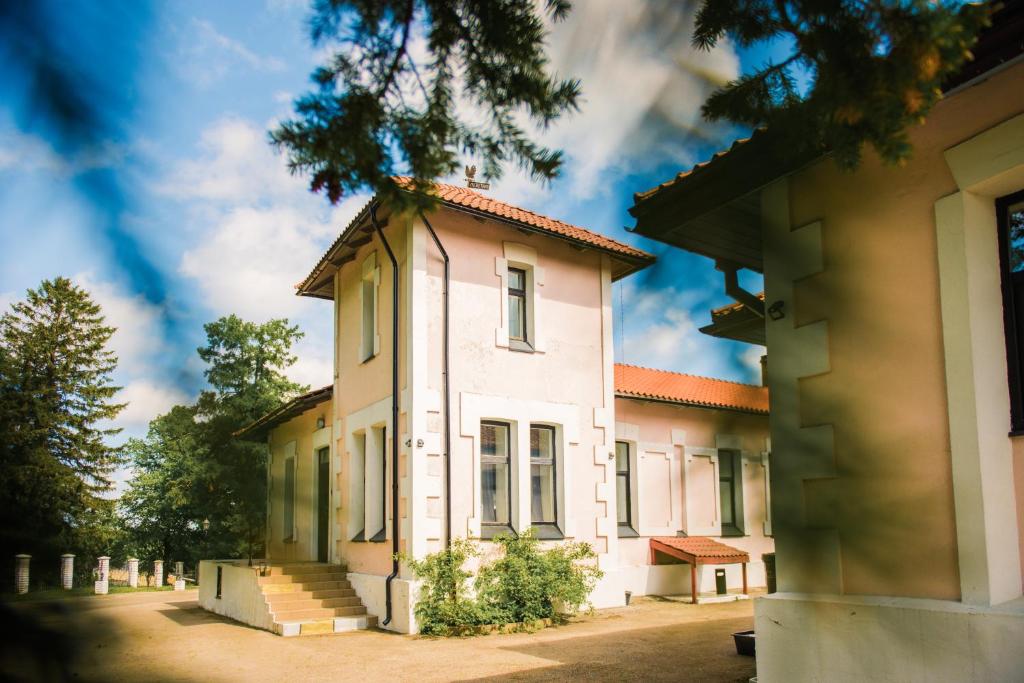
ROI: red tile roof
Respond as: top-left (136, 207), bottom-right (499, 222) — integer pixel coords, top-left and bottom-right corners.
top-left (615, 363), bottom-right (768, 414)
top-left (395, 178), bottom-right (654, 261)
top-left (651, 537), bottom-right (750, 564)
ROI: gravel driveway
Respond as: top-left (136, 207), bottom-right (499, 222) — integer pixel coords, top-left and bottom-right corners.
top-left (5, 590), bottom-right (758, 682)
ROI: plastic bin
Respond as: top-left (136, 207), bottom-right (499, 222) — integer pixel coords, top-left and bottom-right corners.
top-left (733, 629), bottom-right (755, 656)
top-left (762, 552), bottom-right (776, 594)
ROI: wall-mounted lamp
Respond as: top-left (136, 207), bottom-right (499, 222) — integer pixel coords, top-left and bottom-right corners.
top-left (316, 416), bottom-right (326, 429)
top-left (767, 300), bottom-right (786, 321)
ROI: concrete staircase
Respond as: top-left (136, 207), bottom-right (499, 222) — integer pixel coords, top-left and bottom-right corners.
top-left (259, 563), bottom-right (376, 636)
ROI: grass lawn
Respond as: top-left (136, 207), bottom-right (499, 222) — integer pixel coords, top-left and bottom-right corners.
top-left (3, 584), bottom-right (197, 602)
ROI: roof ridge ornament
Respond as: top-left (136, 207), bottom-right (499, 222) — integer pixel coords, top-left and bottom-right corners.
top-left (464, 164), bottom-right (490, 190)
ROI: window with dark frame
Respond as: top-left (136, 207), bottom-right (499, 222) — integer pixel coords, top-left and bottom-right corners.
top-left (997, 189), bottom-right (1024, 434)
top-left (508, 267), bottom-right (527, 342)
top-left (283, 455), bottom-right (295, 541)
top-left (481, 421), bottom-right (512, 537)
top-left (615, 441), bottom-right (637, 536)
top-left (530, 425), bottom-right (560, 537)
top-left (719, 450), bottom-right (743, 537)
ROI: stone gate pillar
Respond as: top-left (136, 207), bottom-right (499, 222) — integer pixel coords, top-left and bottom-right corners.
top-left (95, 556), bottom-right (110, 595)
top-left (61, 554), bottom-right (75, 590)
top-left (153, 560), bottom-right (163, 588)
top-left (173, 561), bottom-right (185, 591)
top-left (14, 554), bottom-right (30, 595)
top-left (127, 558), bottom-right (139, 588)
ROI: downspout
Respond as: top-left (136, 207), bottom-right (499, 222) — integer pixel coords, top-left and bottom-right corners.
top-left (419, 211), bottom-right (451, 549)
top-left (716, 259), bottom-right (765, 318)
top-left (371, 203), bottom-right (401, 627)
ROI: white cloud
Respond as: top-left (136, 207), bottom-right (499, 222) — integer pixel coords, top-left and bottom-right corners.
top-left (177, 18), bottom-right (285, 88)
top-left (0, 130), bottom-right (123, 176)
top-left (474, 0), bottom-right (741, 206)
top-left (113, 380), bottom-right (190, 431)
top-left (72, 273), bottom-right (168, 376)
top-left (171, 117), bottom-right (369, 321)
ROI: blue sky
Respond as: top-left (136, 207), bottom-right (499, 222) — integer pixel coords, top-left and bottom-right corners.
top-left (0, 1), bottom-right (773, 483)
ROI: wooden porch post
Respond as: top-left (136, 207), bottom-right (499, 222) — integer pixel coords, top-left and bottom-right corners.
top-left (691, 563), bottom-right (698, 604)
top-left (742, 562), bottom-right (748, 595)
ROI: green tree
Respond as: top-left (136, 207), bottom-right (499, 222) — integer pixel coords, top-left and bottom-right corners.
top-left (271, 0), bottom-right (579, 209)
top-left (0, 277), bottom-right (125, 574)
top-left (693, 0), bottom-right (990, 168)
top-left (121, 316), bottom-right (306, 569)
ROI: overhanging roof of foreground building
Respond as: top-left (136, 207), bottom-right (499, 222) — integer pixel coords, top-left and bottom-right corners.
top-left (234, 384), bottom-right (333, 441)
top-left (615, 363), bottom-right (768, 415)
top-left (296, 178), bottom-right (656, 300)
top-left (627, 0), bottom-right (1024, 342)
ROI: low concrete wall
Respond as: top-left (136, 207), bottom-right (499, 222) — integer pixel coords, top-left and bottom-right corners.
top-left (348, 571), bottom-right (417, 634)
top-left (198, 560), bottom-right (273, 633)
top-left (755, 592), bottom-right (1024, 682)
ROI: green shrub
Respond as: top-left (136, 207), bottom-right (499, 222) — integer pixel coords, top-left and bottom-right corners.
top-left (403, 538), bottom-right (485, 636)
top-left (403, 529), bottom-right (603, 636)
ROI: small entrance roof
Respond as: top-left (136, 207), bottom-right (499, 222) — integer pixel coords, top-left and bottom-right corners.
top-left (650, 536), bottom-right (750, 566)
top-left (234, 384), bottom-right (333, 441)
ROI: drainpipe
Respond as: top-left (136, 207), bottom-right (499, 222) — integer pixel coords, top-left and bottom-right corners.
top-left (371, 203), bottom-right (401, 627)
top-left (717, 259), bottom-right (765, 318)
top-left (419, 211), bottom-right (452, 549)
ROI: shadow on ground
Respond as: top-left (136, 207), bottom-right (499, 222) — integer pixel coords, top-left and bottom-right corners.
top-left (455, 615), bottom-right (756, 682)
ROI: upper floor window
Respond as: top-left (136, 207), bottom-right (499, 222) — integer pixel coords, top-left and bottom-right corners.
top-left (508, 267), bottom-right (527, 343)
top-left (997, 190), bottom-right (1024, 433)
top-left (360, 252), bottom-right (379, 362)
top-left (530, 425), bottom-right (559, 537)
top-left (481, 421), bottom-right (512, 538)
top-left (719, 450), bottom-right (743, 537)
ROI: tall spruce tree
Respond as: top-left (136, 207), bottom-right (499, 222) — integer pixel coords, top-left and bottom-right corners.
top-left (0, 277), bottom-right (124, 568)
top-left (271, 0), bottom-right (579, 209)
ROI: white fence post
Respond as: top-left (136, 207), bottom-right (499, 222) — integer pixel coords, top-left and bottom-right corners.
top-left (154, 560), bottom-right (163, 588)
top-left (127, 557), bottom-right (139, 588)
top-left (61, 554), bottom-right (74, 590)
top-left (15, 554), bottom-right (30, 594)
top-left (95, 556), bottom-right (110, 595)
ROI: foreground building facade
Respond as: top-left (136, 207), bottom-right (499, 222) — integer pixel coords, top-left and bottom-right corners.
top-left (629, 6), bottom-right (1024, 679)
top-left (222, 182), bottom-right (773, 634)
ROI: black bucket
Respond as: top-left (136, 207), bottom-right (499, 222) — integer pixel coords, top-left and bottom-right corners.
top-left (733, 630), bottom-right (755, 657)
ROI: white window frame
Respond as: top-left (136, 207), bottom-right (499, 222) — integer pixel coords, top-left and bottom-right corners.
top-left (495, 242), bottom-right (544, 353)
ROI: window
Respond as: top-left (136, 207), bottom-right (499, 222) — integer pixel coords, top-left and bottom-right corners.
top-left (530, 425), bottom-right (560, 537)
top-left (508, 267), bottom-right (527, 343)
top-left (997, 189), bottom-right (1024, 433)
top-left (719, 450), bottom-right (743, 536)
top-left (480, 421), bottom-right (512, 537)
top-left (283, 455), bottom-right (295, 542)
top-left (350, 433), bottom-right (366, 541)
top-left (615, 441), bottom-right (638, 536)
top-left (361, 253), bottom-right (378, 362)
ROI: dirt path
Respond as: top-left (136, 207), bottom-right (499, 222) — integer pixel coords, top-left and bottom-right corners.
top-left (6, 592), bottom-right (757, 682)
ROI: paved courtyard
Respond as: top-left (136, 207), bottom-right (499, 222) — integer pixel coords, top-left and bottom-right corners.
top-left (7, 590), bottom-right (758, 682)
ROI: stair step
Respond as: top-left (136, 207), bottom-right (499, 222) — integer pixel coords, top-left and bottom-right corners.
top-left (275, 614), bottom-right (377, 637)
top-left (265, 588), bottom-right (356, 603)
top-left (267, 563), bottom-right (347, 577)
top-left (272, 606), bottom-right (367, 622)
top-left (259, 572), bottom-right (349, 585)
top-left (269, 597), bottom-right (362, 612)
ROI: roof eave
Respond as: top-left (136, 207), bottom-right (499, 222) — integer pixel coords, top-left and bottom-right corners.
top-left (614, 391), bottom-right (768, 416)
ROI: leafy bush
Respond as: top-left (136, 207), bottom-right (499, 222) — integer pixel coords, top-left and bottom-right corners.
top-left (404, 529), bottom-right (602, 636)
top-left (403, 538), bottom-right (485, 636)
top-left (477, 530), bottom-right (602, 624)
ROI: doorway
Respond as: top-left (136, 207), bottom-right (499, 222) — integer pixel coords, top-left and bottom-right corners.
top-left (316, 447), bottom-right (330, 563)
